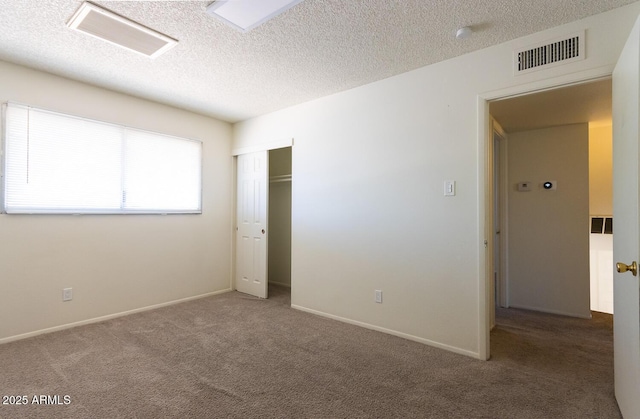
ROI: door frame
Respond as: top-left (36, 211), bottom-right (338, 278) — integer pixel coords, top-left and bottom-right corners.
top-left (476, 68), bottom-right (614, 361)
top-left (490, 118), bottom-right (508, 330)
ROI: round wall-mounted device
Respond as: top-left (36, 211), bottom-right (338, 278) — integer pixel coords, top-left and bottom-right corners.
top-left (542, 181), bottom-right (557, 190)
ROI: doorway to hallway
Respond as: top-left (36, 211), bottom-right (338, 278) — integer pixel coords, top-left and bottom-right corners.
top-left (489, 79), bottom-right (613, 318)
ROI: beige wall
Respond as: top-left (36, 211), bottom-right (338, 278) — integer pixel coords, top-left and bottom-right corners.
top-left (233, 4), bottom-right (640, 357)
top-left (507, 124), bottom-right (590, 317)
top-left (589, 123), bottom-right (613, 216)
top-left (0, 61), bottom-right (234, 342)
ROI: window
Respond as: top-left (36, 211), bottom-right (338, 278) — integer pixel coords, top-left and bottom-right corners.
top-left (2, 103), bottom-right (202, 214)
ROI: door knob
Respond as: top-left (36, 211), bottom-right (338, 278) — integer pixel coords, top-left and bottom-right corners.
top-left (261, 229), bottom-right (265, 234)
top-left (616, 261), bottom-right (638, 276)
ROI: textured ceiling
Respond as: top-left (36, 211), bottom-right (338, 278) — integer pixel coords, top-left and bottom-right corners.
top-left (0, 0), bottom-right (636, 122)
top-left (491, 79), bottom-right (612, 133)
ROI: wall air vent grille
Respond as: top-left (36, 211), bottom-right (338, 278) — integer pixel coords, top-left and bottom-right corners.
top-left (515, 32), bottom-right (584, 75)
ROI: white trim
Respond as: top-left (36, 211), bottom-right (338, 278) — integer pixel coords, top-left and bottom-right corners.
top-left (480, 65), bottom-right (614, 102)
top-left (477, 95), bottom-right (490, 361)
top-left (508, 304), bottom-right (593, 319)
top-left (491, 117), bottom-right (507, 138)
top-left (493, 121), bottom-right (510, 310)
top-left (477, 67), bottom-right (615, 363)
top-left (230, 155), bottom-right (238, 292)
top-left (291, 304), bottom-right (482, 360)
top-left (232, 138), bottom-right (293, 156)
top-left (0, 289), bottom-right (232, 345)
top-left (0, 103), bottom-right (6, 214)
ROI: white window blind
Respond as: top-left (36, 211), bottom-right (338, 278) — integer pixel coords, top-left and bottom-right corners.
top-left (2, 103), bottom-right (202, 214)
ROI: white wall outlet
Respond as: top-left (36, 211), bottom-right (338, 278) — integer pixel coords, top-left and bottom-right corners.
top-left (62, 287), bottom-right (73, 302)
top-left (375, 290), bottom-right (383, 303)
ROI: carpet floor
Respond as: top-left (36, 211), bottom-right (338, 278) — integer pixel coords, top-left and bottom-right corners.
top-left (0, 285), bottom-right (620, 418)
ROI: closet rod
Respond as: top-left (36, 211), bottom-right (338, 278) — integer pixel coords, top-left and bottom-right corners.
top-left (269, 174), bottom-right (292, 183)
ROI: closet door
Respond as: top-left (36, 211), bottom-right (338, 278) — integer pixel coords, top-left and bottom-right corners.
top-left (236, 151), bottom-right (268, 298)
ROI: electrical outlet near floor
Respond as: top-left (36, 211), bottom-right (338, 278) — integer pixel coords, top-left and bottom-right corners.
top-left (375, 289), bottom-right (382, 304)
top-left (62, 287), bottom-right (73, 302)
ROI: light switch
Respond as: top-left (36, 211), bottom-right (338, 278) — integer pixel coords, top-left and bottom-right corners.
top-left (444, 180), bottom-right (456, 196)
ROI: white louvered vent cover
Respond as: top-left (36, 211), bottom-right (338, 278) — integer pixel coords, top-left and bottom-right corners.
top-left (514, 32), bottom-right (585, 75)
top-left (67, 2), bottom-right (178, 58)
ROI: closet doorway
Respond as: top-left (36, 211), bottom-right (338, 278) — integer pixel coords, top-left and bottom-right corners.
top-left (235, 146), bottom-right (292, 299)
top-left (268, 147), bottom-right (292, 290)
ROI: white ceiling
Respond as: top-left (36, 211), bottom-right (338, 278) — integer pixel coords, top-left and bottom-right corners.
top-left (490, 78), bottom-right (612, 133)
top-left (0, 1), bottom-right (635, 123)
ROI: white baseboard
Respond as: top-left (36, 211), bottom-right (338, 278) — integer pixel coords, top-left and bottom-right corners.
top-left (508, 304), bottom-right (592, 319)
top-left (0, 289), bottom-right (233, 345)
top-left (291, 304), bottom-right (482, 360)
top-left (269, 281), bottom-right (291, 288)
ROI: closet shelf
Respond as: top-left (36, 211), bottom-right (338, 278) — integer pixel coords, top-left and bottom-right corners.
top-left (269, 174), bottom-right (292, 183)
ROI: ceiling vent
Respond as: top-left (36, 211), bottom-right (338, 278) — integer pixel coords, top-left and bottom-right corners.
top-left (514, 32), bottom-right (584, 75)
top-left (67, 2), bottom-right (178, 58)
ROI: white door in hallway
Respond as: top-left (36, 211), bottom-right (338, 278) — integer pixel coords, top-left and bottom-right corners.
top-left (236, 151), bottom-right (268, 298)
top-left (612, 14), bottom-right (640, 418)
